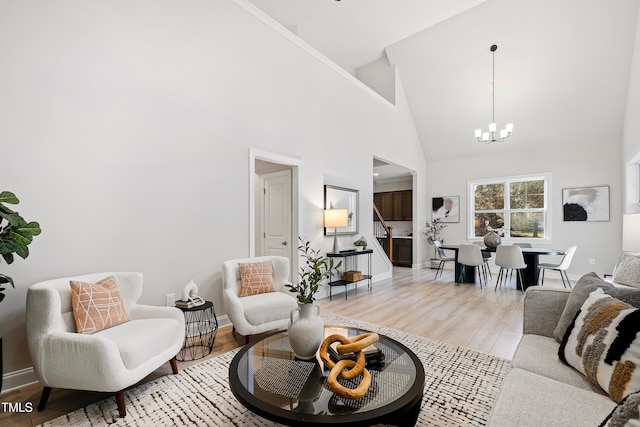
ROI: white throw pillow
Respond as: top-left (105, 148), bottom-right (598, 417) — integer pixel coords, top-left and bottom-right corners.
top-left (613, 254), bottom-right (640, 288)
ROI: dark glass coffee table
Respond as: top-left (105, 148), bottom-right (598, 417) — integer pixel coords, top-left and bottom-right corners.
top-left (228, 326), bottom-right (425, 426)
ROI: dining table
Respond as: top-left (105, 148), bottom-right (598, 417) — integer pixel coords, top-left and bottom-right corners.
top-left (440, 244), bottom-right (565, 290)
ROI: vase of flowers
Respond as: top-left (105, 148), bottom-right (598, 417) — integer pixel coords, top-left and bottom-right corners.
top-left (285, 238), bottom-right (341, 360)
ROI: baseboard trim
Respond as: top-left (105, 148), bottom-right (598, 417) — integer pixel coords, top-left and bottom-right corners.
top-left (2, 367), bottom-right (37, 394)
top-left (217, 315), bottom-right (231, 328)
top-left (372, 271), bottom-right (392, 283)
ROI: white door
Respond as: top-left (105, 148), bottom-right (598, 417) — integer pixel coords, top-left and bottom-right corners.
top-left (263, 170), bottom-right (292, 261)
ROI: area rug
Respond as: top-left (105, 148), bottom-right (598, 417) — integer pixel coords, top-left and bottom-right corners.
top-left (40, 313), bottom-right (511, 426)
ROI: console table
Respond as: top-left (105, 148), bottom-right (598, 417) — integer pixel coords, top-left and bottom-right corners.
top-left (327, 249), bottom-right (373, 300)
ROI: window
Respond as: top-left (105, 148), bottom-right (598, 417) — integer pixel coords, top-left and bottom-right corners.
top-left (469, 174), bottom-right (551, 241)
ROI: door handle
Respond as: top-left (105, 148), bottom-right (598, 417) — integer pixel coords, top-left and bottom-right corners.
top-left (282, 241), bottom-right (287, 246)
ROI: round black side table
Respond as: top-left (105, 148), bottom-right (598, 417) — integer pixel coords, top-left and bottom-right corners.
top-left (176, 300), bottom-right (218, 361)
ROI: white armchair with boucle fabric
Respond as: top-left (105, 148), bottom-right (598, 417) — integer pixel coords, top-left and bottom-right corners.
top-left (26, 272), bottom-right (185, 418)
top-left (222, 256), bottom-right (297, 342)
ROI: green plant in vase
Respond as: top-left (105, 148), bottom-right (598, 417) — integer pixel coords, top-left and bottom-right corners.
top-left (423, 218), bottom-right (447, 264)
top-left (354, 236), bottom-right (367, 251)
top-left (0, 191), bottom-right (41, 392)
top-left (286, 237), bottom-right (342, 304)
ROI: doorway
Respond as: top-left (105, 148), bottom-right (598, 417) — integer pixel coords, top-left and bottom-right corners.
top-left (372, 157), bottom-right (416, 268)
top-left (250, 149), bottom-right (302, 279)
top-left (259, 169), bottom-right (292, 259)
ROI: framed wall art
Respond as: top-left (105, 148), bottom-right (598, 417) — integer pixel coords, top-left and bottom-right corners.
top-left (432, 196), bottom-right (459, 223)
top-left (324, 185), bottom-right (358, 235)
top-left (562, 185), bottom-right (610, 221)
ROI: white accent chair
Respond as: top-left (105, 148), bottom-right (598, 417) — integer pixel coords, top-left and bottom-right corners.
top-left (457, 244), bottom-right (488, 288)
top-left (222, 256), bottom-right (298, 342)
top-left (26, 272), bottom-right (185, 418)
top-left (538, 245), bottom-right (577, 288)
top-left (495, 245), bottom-right (527, 292)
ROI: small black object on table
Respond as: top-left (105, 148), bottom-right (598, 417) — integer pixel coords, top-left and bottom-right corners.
top-left (175, 300), bottom-right (218, 361)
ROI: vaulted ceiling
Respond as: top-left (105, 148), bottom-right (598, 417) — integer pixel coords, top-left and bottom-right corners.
top-left (248, 0), bottom-right (640, 163)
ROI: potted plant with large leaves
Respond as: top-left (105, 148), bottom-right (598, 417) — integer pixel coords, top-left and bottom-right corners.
top-left (285, 237), bottom-right (341, 359)
top-left (0, 191), bottom-right (41, 391)
top-left (0, 191), bottom-right (42, 300)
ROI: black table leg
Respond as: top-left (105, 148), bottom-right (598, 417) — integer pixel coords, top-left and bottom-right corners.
top-left (454, 261), bottom-right (476, 283)
top-left (519, 254), bottom-right (540, 290)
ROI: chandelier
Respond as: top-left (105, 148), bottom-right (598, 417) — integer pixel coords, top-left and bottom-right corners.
top-left (475, 44), bottom-right (513, 144)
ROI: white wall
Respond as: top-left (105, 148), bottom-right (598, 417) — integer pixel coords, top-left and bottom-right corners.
top-left (356, 57), bottom-right (396, 105)
top-left (0, 0), bottom-right (427, 385)
top-left (623, 7), bottom-right (640, 211)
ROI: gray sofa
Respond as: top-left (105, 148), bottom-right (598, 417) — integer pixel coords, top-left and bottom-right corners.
top-left (488, 285), bottom-right (618, 426)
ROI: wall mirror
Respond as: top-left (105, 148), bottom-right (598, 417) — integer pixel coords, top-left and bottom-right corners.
top-left (324, 185), bottom-right (358, 235)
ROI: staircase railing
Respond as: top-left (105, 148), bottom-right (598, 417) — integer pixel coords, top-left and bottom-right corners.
top-left (373, 204), bottom-right (392, 261)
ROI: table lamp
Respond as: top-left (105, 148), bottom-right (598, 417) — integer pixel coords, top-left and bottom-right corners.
top-left (324, 209), bottom-right (349, 253)
top-left (623, 213), bottom-right (640, 252)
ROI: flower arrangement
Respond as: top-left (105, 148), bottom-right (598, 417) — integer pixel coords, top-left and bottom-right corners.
top-left (285, 237), bottom-right (342, 304)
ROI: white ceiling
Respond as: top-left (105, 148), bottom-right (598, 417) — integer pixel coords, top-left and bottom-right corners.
top-left (247, 0), bottom-right (639, 164)
top-left (373, 158), bottom-right (414, 184)
top-left (247, 0), bottom-right (487, 74)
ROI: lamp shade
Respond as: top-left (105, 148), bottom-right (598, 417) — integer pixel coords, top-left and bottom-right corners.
top-left (324, 209), bottom-right (349, 228)
top-left (623, 213), bottom-right (640, 252)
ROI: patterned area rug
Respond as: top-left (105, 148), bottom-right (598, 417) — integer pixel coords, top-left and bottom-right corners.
top-left (40, 313), bottom-right (510, 426)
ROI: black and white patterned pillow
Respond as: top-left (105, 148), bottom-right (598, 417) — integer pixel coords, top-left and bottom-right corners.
top-left (559, 288), bottom-right (640, 403)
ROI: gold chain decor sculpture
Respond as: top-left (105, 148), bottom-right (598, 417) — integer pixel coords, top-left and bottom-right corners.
top-left (319, 333), bottom-right (379, 399)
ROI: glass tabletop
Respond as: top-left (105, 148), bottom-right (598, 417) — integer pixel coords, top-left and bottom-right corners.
top-left (229, 325), bottom-right (425, 425)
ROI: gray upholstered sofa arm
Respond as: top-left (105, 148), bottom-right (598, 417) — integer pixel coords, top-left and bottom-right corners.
top-left (522, 286), bottom-right (571, 337)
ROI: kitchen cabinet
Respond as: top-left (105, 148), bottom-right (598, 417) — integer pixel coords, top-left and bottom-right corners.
top-left (374, 192), bottom-right (394, 220)
top-left (392, 238), bottom-right (412, 267)
top-left (374, 190), bottom-right (412, 221)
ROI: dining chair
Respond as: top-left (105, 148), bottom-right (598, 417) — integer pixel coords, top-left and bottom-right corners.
top-left (513, 242), bottom-right (533, 248)
top-left (495, 245), bottom-right (527, 292)
top-left (537, 245), bottom-right (577, 288)
top-left (506, 243), bottom-right (531, 282)
top-left (474, 242), bottom-right (493, 279)
top-left (457, 244), bottom-right (487, 288)
top-left (433, 240), bottom-right (455, 279)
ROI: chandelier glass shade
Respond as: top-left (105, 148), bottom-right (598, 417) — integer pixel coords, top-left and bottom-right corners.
top-left (475, 44), bottom-right (513, 144)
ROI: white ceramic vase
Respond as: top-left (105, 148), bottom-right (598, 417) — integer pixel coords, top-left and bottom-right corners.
top-left (288, 303), bottom-right (324, 360)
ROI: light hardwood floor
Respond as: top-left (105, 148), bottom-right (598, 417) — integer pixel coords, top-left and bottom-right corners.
top-left (0, 266), bottom-right (567, 426)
